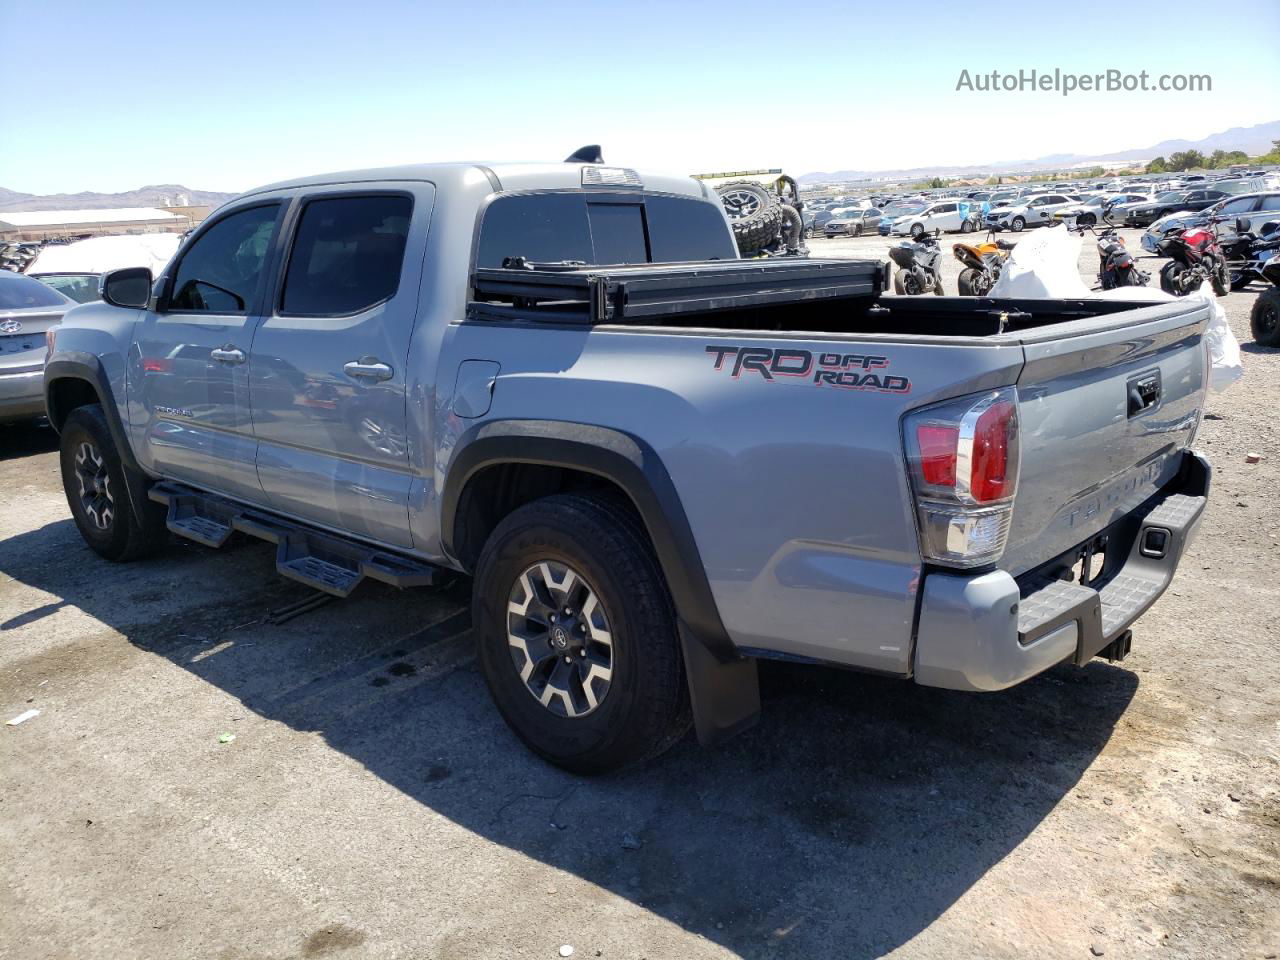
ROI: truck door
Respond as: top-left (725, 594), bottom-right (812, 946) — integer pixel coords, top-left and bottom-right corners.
top-left (131, 200), bottom-right (283, 501)
top-left (249, 185), bottom-right (434, 549)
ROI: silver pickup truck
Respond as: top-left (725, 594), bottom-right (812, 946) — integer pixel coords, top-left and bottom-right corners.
top-left (43, 153), bottom-right (1211, 772)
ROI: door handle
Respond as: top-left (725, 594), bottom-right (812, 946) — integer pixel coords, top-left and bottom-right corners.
top-left (343, 358), bottom-right (394, 381)
top-left (210, 345), bottom-right (246, 364)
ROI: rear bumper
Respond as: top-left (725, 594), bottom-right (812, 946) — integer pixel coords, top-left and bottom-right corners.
top-left (912, 450), bottom-right (1210, 692)
top-left (0, 366), bottom-right (45, 424)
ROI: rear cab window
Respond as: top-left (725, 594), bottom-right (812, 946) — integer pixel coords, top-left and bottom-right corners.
top-left (280, 194), bottom-right (413, 316)
top-left (475, 191), bottom-right (736, 268)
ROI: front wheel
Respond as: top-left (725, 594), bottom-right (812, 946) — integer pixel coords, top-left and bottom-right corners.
top-left (1011, 216), bottom-right (1026, 232)
top-left (472, 493), bottom-right (691, 773)
top-left (910, 223), bottom-right (924, 239)
top-left (58, 405), bottom-right (166, 562)
top-left (1252, 288), bottom-right (1280, 347)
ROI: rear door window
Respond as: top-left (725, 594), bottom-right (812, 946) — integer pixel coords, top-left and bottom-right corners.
top-left (281, 194), bottom-right (413, 316)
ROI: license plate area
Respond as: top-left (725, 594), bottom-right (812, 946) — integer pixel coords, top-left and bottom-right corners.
top-left (1070, 535), bottom-right (1110, 587)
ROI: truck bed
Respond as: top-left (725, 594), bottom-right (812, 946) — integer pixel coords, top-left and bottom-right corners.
top-left (468, 257), bottom-right (1164, 336)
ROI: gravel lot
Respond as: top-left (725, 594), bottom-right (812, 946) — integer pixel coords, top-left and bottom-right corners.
top-left (2, 229), bottom-right (1277, 960)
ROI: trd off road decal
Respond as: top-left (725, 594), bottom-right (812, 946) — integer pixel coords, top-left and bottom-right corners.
top-left (705, 346), bottom-right (910, 393)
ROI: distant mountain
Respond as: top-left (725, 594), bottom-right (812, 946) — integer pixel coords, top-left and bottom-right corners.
top-left (0, 184), bottom-right (237, 214)
top-left (800, 120), bottom-right (1280, 184)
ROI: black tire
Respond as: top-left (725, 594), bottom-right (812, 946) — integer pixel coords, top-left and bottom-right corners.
top-left (909, 223), bottom-right (924, 239)
top-left (932, 274), bottom-right (945, 296)
top-left (1160, 261), bottom-right (1189, 296)
top-left (960, 218), bottom-right (975, 234)
top-left (472, 493), bottom-right (691, 774)
top-left (58, 405), bottom-right (166, 562)
top-left (1080, 213), bottom-right (1097, 227)
top-left (853, 224), bottom-right (862, 237)
top-left (1229, 267), bottom-right (1252, 292)
top-left (715, 181), bottom-right (783, 256)
top-left (893, 270), bottom-right (907, 295)
top-left (1252, 288), bottom-right (1280, 347)
top-left (957, 267), bottom-right (982, 296)
top-left (1210, 261), bottom-right (1229, 298)
top-left (1011, 216), bottom-right (1026, 232)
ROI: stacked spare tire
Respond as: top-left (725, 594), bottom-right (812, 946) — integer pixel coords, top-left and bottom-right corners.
top-left (715, 180), bottom-right (796, 256)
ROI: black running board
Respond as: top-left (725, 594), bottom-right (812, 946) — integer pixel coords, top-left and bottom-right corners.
top-left (149, 481), bottom-right (444, 598)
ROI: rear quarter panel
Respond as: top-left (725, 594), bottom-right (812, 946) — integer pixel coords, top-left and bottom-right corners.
top-left (435, 321), bottom-right (1023, 674)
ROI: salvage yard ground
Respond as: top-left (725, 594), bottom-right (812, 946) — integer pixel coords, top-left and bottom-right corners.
top-left (2, 227), bottom-right (1278, 960)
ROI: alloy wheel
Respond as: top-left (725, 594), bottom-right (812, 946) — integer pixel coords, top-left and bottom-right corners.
top-left (507, 561), bottom-right (614, 718)
top-left (74, 441), bottom-right (114, 530)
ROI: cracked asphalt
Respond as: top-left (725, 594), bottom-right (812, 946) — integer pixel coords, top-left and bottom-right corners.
top-left (2, 228), bottom-right (1278, 959)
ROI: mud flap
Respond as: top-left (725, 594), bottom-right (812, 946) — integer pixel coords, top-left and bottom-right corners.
top-left (678, 620), bottom-right (760, 746)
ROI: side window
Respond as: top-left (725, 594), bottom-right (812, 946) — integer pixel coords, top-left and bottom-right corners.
top-left (1185, 191), bottom-right (1205, 202)
top-left (1221, 197), bottom-right (1255, 214)
top-left (169, 204), bottom-right (278, 313)
top-left (281, 195), bottom-right (413, 316)
top-left (936, 203), bottom-right (956, 213)
top-left (644, 195), bottom-right (736, 262)
top-left (1259, 195), bottom-right (1280, 211)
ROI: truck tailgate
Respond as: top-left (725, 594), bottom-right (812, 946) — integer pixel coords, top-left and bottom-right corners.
top-left (1001, 299), bottom-right (1209, 577)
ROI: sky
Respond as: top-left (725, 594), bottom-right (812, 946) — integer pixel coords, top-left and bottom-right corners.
top-left (2, 0), bottom-right (1278, 195)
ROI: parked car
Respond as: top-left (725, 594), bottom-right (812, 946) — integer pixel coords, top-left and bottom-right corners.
top-left (825, 207), bottom-right (882, 237)
top-left (988, 193), bottom-right (1078, 232)
top-left (1123, 189), bottom-right (1229, 227)
top-left (878, 200), bottom-right (926, 235)
top-left (1, 271), bottom-right (75, 424)
top-left (26, 234), bottom-right (183, 304)
top-left (45, 154), bottom-right (1212, 772)
top-left (1053, 193), bottom-right (1151, 227)
top-left (890, 199), bottom-right (970, 236)
top-left (1141, 192), bottom-right (1280, 254)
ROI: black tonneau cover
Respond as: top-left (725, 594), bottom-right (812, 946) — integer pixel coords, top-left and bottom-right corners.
top-left (470, 258), bottom-right (888, 325)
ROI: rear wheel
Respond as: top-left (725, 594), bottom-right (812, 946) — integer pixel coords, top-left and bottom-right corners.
top-left (1252, 288), bottom-right (1280, 347)
top-left (893, 270), bottom-right (907, 295)
top-left (1210, 260), bottom-right (1229, 297)
top-left (716, 181), bottom-right (783, 256)
top-left (957, 267), bottom-right (987, 296)
top-left (1160, 261), bottom-right (1190, 296)
top-left (472, 493), bottom-right (690, 773)
top-left (960, 218), bottom-right (976, 233)
top-left (58, 405), bottom-right (166, 562)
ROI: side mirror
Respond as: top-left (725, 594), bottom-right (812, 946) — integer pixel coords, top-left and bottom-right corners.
top-left (100, 267), bottom-right (153, 309)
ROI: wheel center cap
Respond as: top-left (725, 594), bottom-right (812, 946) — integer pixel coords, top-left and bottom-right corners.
top-left (551, 626), bottom-right (569, 649)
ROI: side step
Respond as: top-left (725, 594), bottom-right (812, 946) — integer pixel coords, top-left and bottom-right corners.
top-left (149, 482), bottom-right (445, 598)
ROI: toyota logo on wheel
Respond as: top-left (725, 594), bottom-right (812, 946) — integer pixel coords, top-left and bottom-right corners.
top-left (0, 319), bottom-right (21, 334)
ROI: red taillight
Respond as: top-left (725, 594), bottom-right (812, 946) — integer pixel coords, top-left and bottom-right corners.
top-left (970, 400), bottom-right (1015, 502)
top-left (916, 424), bottom-right (958, 486)
top-left (904, 388), bottom-right (1020, 568)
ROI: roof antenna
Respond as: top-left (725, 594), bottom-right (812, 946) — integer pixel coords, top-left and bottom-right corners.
top-left (564, 145), bottom-right (604, 164)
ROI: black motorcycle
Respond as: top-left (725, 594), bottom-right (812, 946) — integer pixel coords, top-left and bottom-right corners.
top-left (1218, 217), bottom-right (1280, 291)
top-left (1251, 252), bottom-right (1280, 347)
top-left (889, 231), bottom-right (944, 295)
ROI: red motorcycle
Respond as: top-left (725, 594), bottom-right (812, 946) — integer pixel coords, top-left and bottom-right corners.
top-left (1155, 224), bottom-right (1229, 297)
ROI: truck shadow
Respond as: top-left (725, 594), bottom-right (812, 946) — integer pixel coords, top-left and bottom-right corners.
top-left (0, 521), bottom-right (1137, 959)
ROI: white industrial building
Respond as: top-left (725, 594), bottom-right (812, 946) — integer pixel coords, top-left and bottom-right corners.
top-left (0, 206), bottom-right (203, 242)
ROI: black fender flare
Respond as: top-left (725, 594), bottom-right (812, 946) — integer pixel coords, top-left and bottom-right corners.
top-left (44, 353), bottom-right (153, 520)
top-left (442, 419), bottom-right (760, 745)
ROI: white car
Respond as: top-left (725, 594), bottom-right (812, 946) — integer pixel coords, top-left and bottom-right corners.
top-left (889, 199), bottom-right (972, 237)
top-left (989, 193), bottom-right (1080, 232)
